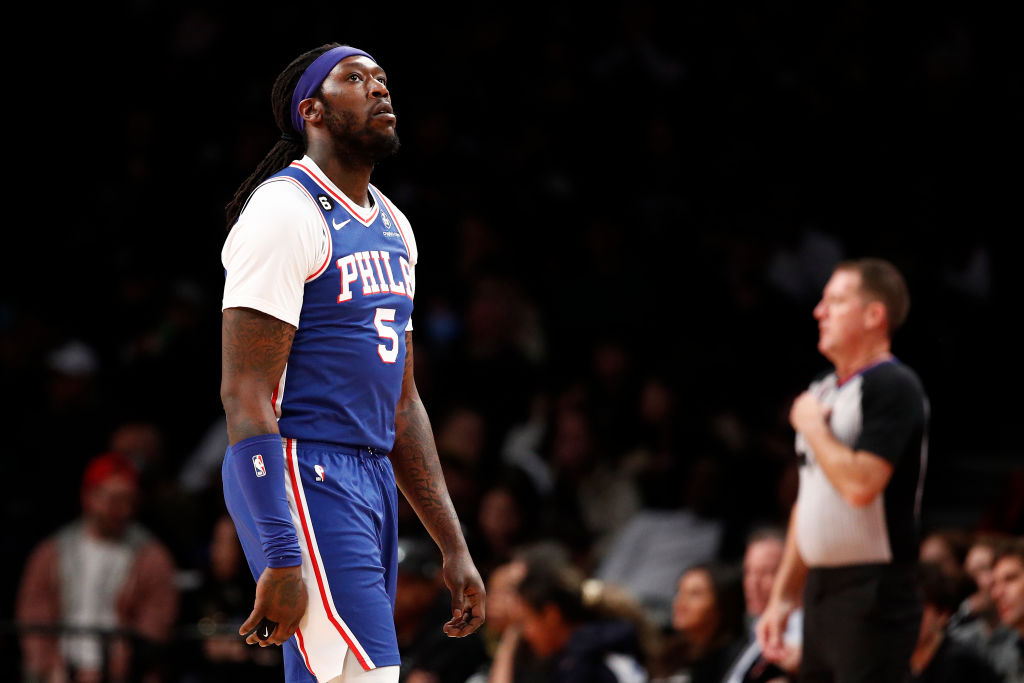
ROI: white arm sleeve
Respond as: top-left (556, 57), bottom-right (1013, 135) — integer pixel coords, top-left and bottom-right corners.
top-left (221, 179), bottom-right (330, 327)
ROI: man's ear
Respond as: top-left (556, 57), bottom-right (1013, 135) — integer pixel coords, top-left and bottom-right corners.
top-left (864, 299), bottom-right (888, 333)
top-left (298, 98), bottom-right (322, 127)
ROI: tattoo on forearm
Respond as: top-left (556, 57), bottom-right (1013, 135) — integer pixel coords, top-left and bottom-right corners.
top-left (222, 308), bottom-right (295, 441)
top-left (392, 333), bottom-right (461, 546)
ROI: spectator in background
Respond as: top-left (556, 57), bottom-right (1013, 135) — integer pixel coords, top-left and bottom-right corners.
top-left (948, 532), bottom-right (1022, 680)
top-left (908, 562), bottom-right (1002, 683)
top-left (920, 528), bottom-right (973, 580)
top-left (593, 456), bottom-right (725, 627)
top-left (468, 557), bottom-right (529, 676)
top-left (990, 539), bottom-right (1024, 682)
top-left (109, 420), bottom-right (201, 567)
top-left (542, 397), bottom-right (642, 563)
top-left (490, 558), bottom-right (650, 683)
top-left (721, 527), bottom-right (801, 682)
top-left (957, 532), bottom-right (1005, 626)
top-left (465, 541), bottom-right (581, 683)
top-left (470, 468), bottom-right (542, 578)
top-left (179, 513), bottom-right (280, 683)
top-left (649, 562), bottom-right (748, 683)
top-left (16, 451), bottom-right (179, 683)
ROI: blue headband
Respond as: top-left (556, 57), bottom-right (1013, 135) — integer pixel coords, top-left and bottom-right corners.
top-left (290, 46), bottom-right (376, 134)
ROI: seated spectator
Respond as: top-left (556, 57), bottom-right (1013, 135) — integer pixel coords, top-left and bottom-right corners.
top-left (948, 531), bottom-right (1022, 680)
top-left (469, 467), bottom-right (542, 578)
top-left (490, 558), bottom-right (650, 683)
top-left (472, 556), bottom-right (529, 671)
top-left (16, 451), bottom-right (179, 683)
top-left (990, 539), bottom-right (1024, 682)
top-left (920, 528), bottom-right (972, 580)
top-left (542, 400), bottom-right (643, 562)
top-left (722, 527), bottom-right (801, 682)
top-left (179, 513), bottom-right (280, 683)
top-left (594, 457), bottom-right (724, 628)
top-left (649, 562), bottom-right (747, 683)
top-left (908, 562), bottom-right (1002, 683)
top-left (465, 541), bottom-right (579, 683)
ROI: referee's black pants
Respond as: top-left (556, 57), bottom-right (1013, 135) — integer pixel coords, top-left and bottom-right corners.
top-left (800, 562), bottom-right (921, 683)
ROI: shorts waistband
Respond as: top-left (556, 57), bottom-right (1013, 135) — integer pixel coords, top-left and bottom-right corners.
top-left (282, 437), bottom-right (390, 458)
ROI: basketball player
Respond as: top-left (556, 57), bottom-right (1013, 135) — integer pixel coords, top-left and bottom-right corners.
top-left (756, 258), bottom-right (929, 682)
top-left (219, 43), bottom-right (486, 683)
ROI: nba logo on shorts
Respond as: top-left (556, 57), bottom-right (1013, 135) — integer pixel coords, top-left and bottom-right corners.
top-left (252, 454), bottom-right (267, 477)
top-left (314, 464), bottom-right (325, 482)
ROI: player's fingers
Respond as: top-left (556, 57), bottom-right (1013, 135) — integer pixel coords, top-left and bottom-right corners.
top-left (467, 591), bottom-right (485, 623)
top-left (442, 607), bottom-right (483, 637)
top-left (239, 607), bottom-right (262, 638)
top-left (268, 618), bottom-right (300, 646)
top-left (450, 589), bottom-right (466, 617)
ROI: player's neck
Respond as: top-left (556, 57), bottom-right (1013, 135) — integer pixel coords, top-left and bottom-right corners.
top-left (832, 340), bottom-right (893, 384)
top-left (306, 148), bottom-right (374, 208)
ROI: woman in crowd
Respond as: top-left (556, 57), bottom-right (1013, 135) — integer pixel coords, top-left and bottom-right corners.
top-left (488, 557), bottom-right (651, 683)
top-left (649, 562), bottom-right (749, 683)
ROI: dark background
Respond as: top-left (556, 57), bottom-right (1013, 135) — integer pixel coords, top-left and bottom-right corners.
top-left (3, 0), bottom-right (1020, 677)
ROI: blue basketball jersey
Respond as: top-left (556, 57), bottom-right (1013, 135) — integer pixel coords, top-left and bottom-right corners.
top-left (262, 161), bottom-right (415, 452)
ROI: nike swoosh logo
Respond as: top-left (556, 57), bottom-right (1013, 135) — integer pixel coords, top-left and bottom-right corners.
top-left (332, 218), bottom-right (351, 230)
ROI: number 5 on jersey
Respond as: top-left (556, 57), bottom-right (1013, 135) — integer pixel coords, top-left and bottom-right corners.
top-left (374, 308), bottom-right (400, 363)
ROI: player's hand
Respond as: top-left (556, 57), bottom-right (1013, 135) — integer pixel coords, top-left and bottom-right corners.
top-left (440, 550), bottom-right (486, 637)
top-left (789, 391), bottom-right (830, 435)
top-left (755, 598), bottom-right (793, 664)
top-left (240, 565), bottom-right (307, 647)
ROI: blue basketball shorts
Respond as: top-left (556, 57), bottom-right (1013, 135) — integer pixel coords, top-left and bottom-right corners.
top-left (223, 437), bottom-right (401, 682)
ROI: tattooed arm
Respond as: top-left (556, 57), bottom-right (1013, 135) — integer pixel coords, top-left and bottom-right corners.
top-left (390, 331), bottom-right (486, 637)
top-left (220, 306), bottom-right (307, 646)
top-left (220, 307), bottom-right (295, 444)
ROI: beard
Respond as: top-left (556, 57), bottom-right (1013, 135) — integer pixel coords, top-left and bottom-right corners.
top-left (322, 102), bottom-right (401, 165)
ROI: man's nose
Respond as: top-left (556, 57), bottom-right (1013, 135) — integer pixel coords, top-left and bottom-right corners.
top-left (370, 79), bottom-right (389, 98)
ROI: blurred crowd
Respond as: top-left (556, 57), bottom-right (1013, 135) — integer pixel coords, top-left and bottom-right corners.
top-left (3, 0), bottom-right (1020, 681)
top-left (10, 448), bottom-right (1024, 682)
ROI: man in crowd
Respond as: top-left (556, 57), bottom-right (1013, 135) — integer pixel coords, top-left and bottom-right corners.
top-left (16, 451), bottom-right (179, 682)
top-left (723, 527), bottom-right (801, 682)
top-left (990, 539), bottom-right (1024, 682)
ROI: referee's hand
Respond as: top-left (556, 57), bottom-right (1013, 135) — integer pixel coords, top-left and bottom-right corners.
top-left (755, 598), bottom-right (792, 663)
top-left (240, 565), bottom-right (308, 646)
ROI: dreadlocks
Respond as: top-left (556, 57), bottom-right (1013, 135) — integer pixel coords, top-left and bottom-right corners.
top-left (224, 42), bottom-right (340, 230)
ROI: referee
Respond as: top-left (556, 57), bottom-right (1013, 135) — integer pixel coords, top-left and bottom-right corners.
top-left (756, 258), bottom-right (929, 683)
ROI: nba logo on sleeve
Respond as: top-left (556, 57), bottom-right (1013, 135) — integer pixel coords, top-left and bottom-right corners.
top-left (252, 454), bottom-right (267, 477)
top-left (314, 464), bottom-right (326, 482)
